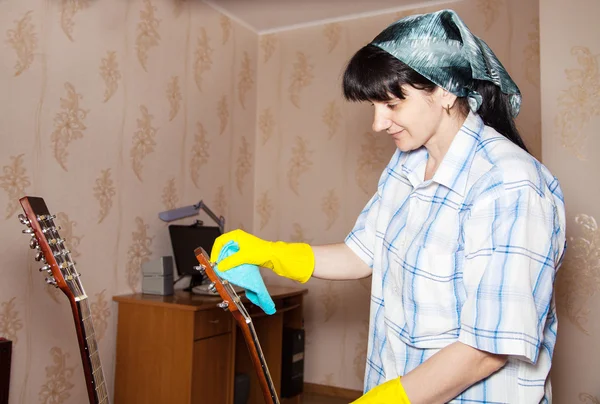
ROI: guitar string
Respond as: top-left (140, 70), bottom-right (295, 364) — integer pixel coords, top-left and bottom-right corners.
top-left (46, 216), bottom-right (84, 299)
top-left (222, 279), bottom-right (280, 404)
top-left (200, 252), bottom-right (279, 404)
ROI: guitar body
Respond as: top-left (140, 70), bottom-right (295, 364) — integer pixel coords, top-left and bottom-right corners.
top-left (19, 196), bottom-right (109, 404)
top-left (194, 247), bottom-right (281, 404)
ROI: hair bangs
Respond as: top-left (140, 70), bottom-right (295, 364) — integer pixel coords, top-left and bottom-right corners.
top-left (343, 45), bottom-right (405, 103)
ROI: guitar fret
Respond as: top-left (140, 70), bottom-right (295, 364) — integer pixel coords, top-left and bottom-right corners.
top-left (87, 341), bottom-right (98, 357)
top-left (95, 379), bottom-right (108, 402)
top-left (90, 352), bottom-right (101, 374)
top-left (76, 299), bottom-right (109, 404)
top-left (92, 366), bottom-right (104, 379)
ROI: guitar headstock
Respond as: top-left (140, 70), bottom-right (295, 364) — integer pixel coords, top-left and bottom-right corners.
top-left (194, 247), bottom-right (250, 323)
top-left (18, 196), bottom-right (86, 302)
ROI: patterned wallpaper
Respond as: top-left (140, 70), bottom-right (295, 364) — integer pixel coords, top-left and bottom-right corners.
top-left (0, 0), bottom-right (255, 402)
top-left (0, 0), bottom-right (552, 402)
top-left (541, 0), bottom-right (600, 402)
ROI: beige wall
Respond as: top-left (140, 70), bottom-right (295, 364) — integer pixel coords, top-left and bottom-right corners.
top-left (0, 0), bottom-right (256, 402)
top-left (254, 0), bottom-right (541, 391)
top-left (0, 0), bottom-right (546, 402)
top-left (541, 0), bottom-right (600, 402)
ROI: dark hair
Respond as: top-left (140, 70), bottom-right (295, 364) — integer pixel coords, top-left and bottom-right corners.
top-left (342, 44), bottom-right (528, 152)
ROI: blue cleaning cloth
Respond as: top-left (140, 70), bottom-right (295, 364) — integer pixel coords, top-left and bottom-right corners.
top-left (214, 241), bottom-right (276, 315)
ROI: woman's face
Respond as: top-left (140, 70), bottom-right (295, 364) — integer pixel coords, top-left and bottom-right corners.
top-left (370, 85), bottom-right (448, 152)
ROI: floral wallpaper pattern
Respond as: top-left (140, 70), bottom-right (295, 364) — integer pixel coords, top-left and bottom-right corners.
top-left (100, 51), bottom-right (121, 103)
top-left (131, 105), bottom-right (157, 181)
top-left (94, 169), bottom-right (115, 224)
top-left (38, 347), bottom-right (75, 404)
top-left (556, 214), bottom-right (600, 334)
top-left (166, 75), bottom-right (182, 121)
top-left (260, 34), bottom-right (277, 63)
top-left (554, 46), bottom-right (599, 161)
top-left (6, 10), bottom-right (37, 76)
top-left (0, 154), bottom-right (31, 219)
top-left (193, 27), bottom-right (213, 92)
top-left (541, 0), bottom-right (600, 401)
top-left (288, 52), bottom-right (314, 108)
top-left (0, 297), bottom-right (22, 344)
top-left (90, 290), bottom-right (111, 342)
top-left (238, 51), bottom-right (254, 109)
top-left (136, 0), bottom-right (161, 72)
top-left (60, 0), bottom-right (89, 42)
top-left (287, 136), bottom-right (313, 196)
top-left (51, 83), bottom-right (88, 171)
top-left (190, 122), bottom-right (210, 189)
top-left (0, 2), bottom-right (252, 402)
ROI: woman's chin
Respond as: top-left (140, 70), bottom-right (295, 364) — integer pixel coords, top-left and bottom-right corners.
top-left (394, 138), bottom-right (414, 152)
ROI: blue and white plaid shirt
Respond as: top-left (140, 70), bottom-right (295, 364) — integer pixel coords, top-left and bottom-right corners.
top-left (346, 112), bottom-right (566, 403)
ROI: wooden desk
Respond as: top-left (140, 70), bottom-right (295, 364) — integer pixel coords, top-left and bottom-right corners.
top-left (113, 286), bottom-right (307, 404)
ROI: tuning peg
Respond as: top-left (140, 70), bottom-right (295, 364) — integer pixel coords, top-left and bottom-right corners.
top-left (29, 237), bottom-right (38, 249)
top-left (217, 301), bottom-right (229, 311)
top-left (22, 228), bottom-right (34, 234)
top-left (39, 265), bottom-right (51, 273)
top-left (57, 250), bottom-right (71, 257)
top-left (208, 282), bottom-right (217, 293)
top-left (45, 277), bottom-right (57, 287)
top-left (18, 214), bottom-right (30, 226)
top-left (194, 265), bottom-right (206, 274)
top-left (34, 251), bottom-right (45, 262)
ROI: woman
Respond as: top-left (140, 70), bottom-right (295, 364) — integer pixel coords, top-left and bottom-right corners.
top-left (211, 10), bottom-right (566, 404)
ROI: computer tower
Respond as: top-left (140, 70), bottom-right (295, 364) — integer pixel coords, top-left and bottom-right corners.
top-left (0, 338), bottom-right (12, 404)
top-left (281, 328), bottom-right (304, 398)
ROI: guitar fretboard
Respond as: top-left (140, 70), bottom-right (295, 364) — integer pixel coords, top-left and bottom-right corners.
top-left (247, 320), bottom-right (280, 404)
top-left (78, 299), bottom-right (109, 404)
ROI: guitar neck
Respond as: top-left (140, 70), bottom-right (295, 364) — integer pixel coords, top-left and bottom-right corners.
top-left (74, 298), bottom-right (109, 404)
top-left (17, 196), bottom-right (109, 404)
top-left (192, 247), bottom-right (280, 404)
top-left (245, 320), bottom-right (280, 404)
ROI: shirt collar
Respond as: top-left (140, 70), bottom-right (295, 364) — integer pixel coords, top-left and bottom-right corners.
top-left (400, 111), bottom-right (484, 196)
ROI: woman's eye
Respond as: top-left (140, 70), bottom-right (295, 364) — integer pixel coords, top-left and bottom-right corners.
top-left (386, 103), bottom-right (398, 110)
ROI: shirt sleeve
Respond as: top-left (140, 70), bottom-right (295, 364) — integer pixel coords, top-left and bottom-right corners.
top-left (345, 192), bottom-right (381, 268)
top-left (458, 188), bottom-right (564, 364)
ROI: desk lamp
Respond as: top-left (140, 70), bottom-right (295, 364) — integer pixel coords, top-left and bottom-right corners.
top-left (159, 200), bottom-right (225, 233)
top-left (159, 201), bottom-right (225, 291)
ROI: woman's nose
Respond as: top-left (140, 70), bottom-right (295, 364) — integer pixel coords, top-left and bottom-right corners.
top-left (371, 107), bottom-right (391, 132)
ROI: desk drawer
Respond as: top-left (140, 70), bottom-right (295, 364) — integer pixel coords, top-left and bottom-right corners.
top-left (194, 309), bottom-right (231, 339)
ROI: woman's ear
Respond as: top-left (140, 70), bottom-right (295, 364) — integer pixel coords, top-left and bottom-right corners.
top-left (438, 88), bottom-right (458, 109)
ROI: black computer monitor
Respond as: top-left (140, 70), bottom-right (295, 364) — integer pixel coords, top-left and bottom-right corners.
top-left (168, 224), bottom-right (222, 291)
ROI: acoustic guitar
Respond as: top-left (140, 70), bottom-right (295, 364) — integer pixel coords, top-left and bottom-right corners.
top-left (194, 246), bottom-right (281, 404)
top-left (18, 196), bottom-right (109, 404)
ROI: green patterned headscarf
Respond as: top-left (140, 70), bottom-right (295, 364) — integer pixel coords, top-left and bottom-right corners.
top-left (371, 9), bottom-right (521, 116)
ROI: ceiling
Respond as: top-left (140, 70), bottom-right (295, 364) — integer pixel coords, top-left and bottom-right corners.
top-left (203, 0), bottom-right (451, 33)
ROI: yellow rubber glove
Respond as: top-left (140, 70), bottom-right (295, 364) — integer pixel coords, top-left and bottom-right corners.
top-left (351, 378), bottom-right (411, 404)
top-left (209, 229), bottom-right (315, 283)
